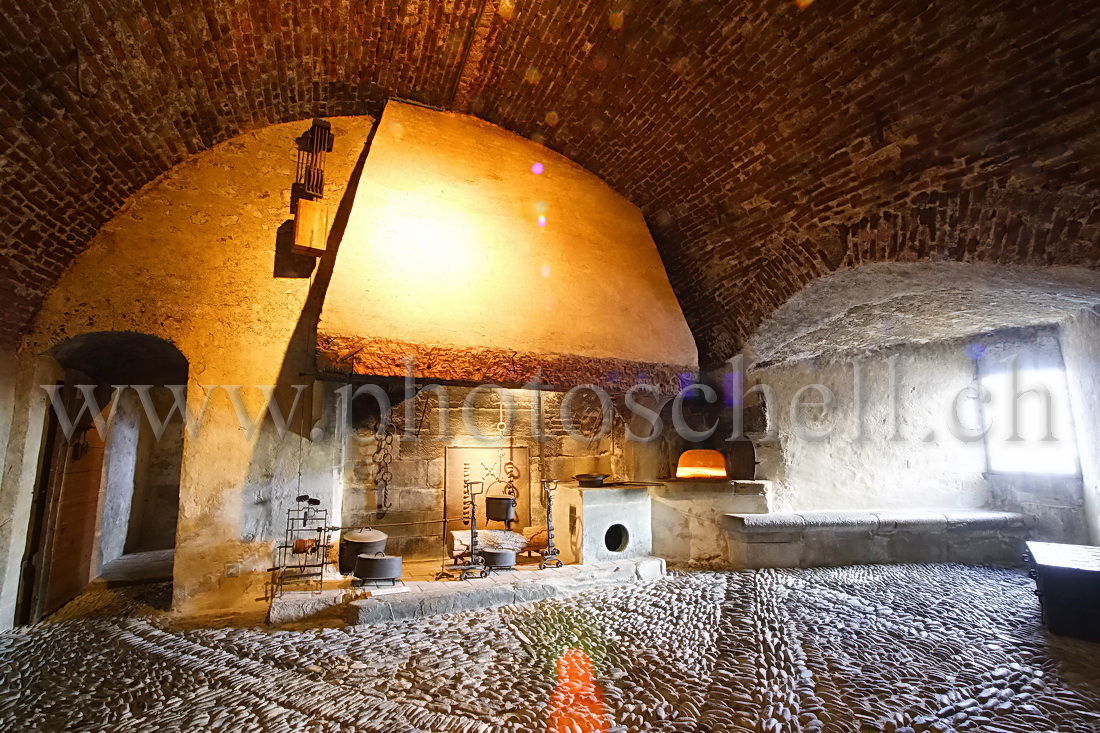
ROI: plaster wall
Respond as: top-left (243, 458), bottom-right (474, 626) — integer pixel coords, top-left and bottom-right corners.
top-left (747, 340), bottom-right (991, 512)
top-left (0, 352), bottom-right (17, 521)
top-left (319, 101), bottom-right (697, 369)
top-left (96, 389), bottom-right (141, 569)
top-left (5, 117), bottom-right (376, 620)
top-left (747, 328), bottom-right (1091, 541)
top-left (1059, 308), bottom-right (1100, 545)
top-left (125, 394), bottom-right (183, 554)
top-left (649, 484), bottom-right (769, 568)
top-left (0, 357), bottom-right (63, 628)
top-left (552, 486), bottom-right (652, 565)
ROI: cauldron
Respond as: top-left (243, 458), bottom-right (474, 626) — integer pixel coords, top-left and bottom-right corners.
top-left (340, 528), bottom-right (388, 574)
top-left (485, 496), bottom-right (517, 523)
top-left (354, 553), bottom-right (403, 582)
top-left (479, 549), bottom-right (517, 568)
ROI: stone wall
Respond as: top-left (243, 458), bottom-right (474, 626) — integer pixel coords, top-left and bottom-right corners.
top-left (341, 386), bottom-right (627, 560)
top-left (746, 339), bottom-right (990, 513)
top-left (1059, 307), bottom-right (1100, 544)
top-left (0, 352), bottom-right (17, 530)
top-left (744, 326), bottom-right (1091, 544)
top-left (0, 357), bottom-right (63, 627)
top-left (0, 108), bottom-right (689, 622)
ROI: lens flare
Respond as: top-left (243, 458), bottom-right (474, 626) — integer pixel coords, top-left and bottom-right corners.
top-left (547, 648), bottom-right (610, 733)
top-left (525, 66), bottom-right (542, 84)
top-left (531, 162), bottom-right (544, 175)
top-left (545, 111), bottom-right (560, 127)
top-left (537, 215), bottom-right (547, 227)
top-left (608, 10), bottom-right (625, 30)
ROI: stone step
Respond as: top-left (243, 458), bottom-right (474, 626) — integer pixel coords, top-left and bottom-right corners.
top-left (345, 556), bottom-right (666, 625)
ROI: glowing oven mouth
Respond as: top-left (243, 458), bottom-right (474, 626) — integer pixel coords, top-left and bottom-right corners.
top-left (675, 466), bottom-right (727, 479)
top-left (674, 449), bottom-right (728, 479)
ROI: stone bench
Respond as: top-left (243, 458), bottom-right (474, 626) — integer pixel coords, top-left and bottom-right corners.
top-left (723, 509), bottom-right (1032, 568)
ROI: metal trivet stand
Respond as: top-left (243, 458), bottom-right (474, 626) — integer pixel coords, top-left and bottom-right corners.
top-left (539, 479), bottom-right (563, 569)
top-left (271, 494), bottom-right (332, 598)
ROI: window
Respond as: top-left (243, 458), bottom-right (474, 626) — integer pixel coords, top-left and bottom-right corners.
top-left (978, 366), bottom-right (1079, 475)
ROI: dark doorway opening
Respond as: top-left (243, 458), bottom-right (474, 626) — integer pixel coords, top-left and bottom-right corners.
top-left (15, 332), bottom-right (187, 624)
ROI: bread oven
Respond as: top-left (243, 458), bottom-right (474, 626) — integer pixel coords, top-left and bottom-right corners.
top-left (671, 441), bottom-right (758, 482)
top-left (675, 449), bottom-right (728, 479)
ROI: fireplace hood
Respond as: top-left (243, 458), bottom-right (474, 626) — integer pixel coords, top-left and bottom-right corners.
top-left (316, 102), bottom-right (697, 392)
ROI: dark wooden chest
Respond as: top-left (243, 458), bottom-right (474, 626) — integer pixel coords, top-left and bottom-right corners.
top-left (1025, 541), bottom-right (1100, 643)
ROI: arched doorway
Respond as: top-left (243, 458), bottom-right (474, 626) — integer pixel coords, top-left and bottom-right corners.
top-left (15, 332), bottom-right (187, 623)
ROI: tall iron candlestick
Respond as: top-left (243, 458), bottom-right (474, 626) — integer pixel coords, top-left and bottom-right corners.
top-left (539, 479), bottom-right (563, 569)
top-left (460, 479), bottom-right (489, 580)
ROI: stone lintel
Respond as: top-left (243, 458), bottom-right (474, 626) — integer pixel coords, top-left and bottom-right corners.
top-left (316, 332), bottom-right (695, 394)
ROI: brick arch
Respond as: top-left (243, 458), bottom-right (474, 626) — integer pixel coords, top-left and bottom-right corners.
top-left (3, 0), bottom-right (1100, 361)
top-left (695, 186), bottom-right (1100, 365)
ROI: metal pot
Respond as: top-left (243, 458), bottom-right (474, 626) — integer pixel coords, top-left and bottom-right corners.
top-left (353, 553), bottom-right (403, 582)
top-left (485, 496), bottom-right (517, 523)
top-left (340, 528), bottom-right (388, 574)
top-left (479, 549), bottom-right (516, 568)
top-left (575, 473), bottom-right (610, 487)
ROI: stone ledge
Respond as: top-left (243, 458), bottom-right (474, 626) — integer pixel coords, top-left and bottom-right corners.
top-left (346, 556), bottom-right (666, 626)
top-left (725, 510), bottom-right (1030, 541)
top-left (723, 510), bottom-right (1033, 569)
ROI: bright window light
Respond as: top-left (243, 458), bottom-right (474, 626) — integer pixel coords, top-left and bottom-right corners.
top-left (979, 367), bottom-right (1079, 475)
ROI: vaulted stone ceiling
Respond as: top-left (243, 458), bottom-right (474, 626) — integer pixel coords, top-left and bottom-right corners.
top-left (3, 0), bottom-right (1100, 367)
top-left (746, 263), bottom-right (1100, 367)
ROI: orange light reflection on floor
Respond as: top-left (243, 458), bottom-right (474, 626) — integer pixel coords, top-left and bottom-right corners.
top-left (546, 648), bottom-right (611, 733)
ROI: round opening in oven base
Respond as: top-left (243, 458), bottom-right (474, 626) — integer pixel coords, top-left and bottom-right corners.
top-left (604, 523), bottom-right (630, 553)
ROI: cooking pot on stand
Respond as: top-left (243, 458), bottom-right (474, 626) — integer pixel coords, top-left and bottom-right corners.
top-left (340, 528), bottom-right (388, 575)
top-left (479, 549), bottom-right (517, 569)
top-left (353, 552), bottom-right (403, 585)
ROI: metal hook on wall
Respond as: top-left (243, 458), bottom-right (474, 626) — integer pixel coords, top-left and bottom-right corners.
top-left (74, 48), bottom-right (102, 99)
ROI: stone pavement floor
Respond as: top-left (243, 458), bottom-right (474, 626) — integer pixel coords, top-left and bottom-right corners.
top-left (0, 565), bottom-right (1098, 732)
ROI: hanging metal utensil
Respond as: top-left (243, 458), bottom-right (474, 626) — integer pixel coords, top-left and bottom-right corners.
top-left (371, 423), bottom-right (396, 519)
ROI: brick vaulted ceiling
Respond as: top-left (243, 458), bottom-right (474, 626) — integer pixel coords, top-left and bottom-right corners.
top-left (2, 0), bottom-right (1100, 367)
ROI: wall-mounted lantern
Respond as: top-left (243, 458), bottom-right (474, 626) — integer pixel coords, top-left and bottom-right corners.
top-left (292, 119), bottom-right (335, 258)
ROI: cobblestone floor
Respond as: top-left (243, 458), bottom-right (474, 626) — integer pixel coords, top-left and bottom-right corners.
top-left (1, 565), bottom-right (1098, 732)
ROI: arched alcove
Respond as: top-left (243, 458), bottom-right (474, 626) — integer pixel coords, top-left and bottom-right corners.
top-left (735, 262), bottom-right (1100, 545)
top-left (16, 332), bottom-right (187, 623)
